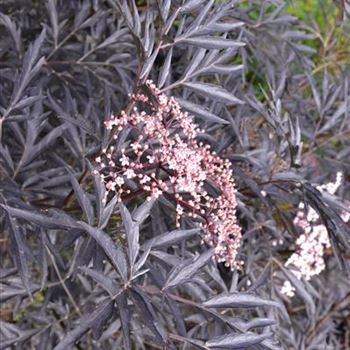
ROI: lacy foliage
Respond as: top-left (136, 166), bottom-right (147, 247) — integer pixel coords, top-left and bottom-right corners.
top-left (1, 1), bottom-right (350, 349)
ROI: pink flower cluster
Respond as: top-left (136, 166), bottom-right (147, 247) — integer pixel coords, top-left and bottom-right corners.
top-left (95, 80), bottom-right (242, 268)
top-left (281, 172), bottom-right (349, 297)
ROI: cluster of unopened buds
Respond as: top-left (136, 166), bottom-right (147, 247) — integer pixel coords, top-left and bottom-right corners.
top-left (281, 172), bottom-right (350, 297)
top-left (95, 80), bottom-right (242, 268)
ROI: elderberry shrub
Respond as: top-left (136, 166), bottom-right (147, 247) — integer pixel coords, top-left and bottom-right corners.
top-left (1, 1), bottom-right (349, 349)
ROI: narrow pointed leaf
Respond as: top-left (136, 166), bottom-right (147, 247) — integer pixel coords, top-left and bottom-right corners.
top-left (132, 198), bottom-right (155, 225)
top-left (206, 332), bottom-right (271, 349)
top-left (53, 300), bottom-right (114, 349)
top-left (68, 171), bottom-right (94, 225)
top-left (165, 248), bottom-right (213, 289)
top-left (7, 217), bottom-right (31, 297)
top-left (99, 195), bottom-right (118, 229)
top-left (181, 36), bottom-right (245, 49)
top-left (146, 228), bottom-right (200, 248)
top-left (79, 222), bottom-right (128, 281)
top-left (130, 286), bottom-right (167, 344)
top-left (203, 292), bottom-right (280, 309)
top-left (116, 291), bottom-right (131, 350)
top-left (119, 203), bottom-right (139, 267)
top-left (177, 98), bottom-right (229, 124)
top-left (158, 47), bottom-right (173, 88)
top-left (79, 266), bottom-right (119, 296)
top-left (1, 205), bottom-right (80, 230)
top-left (183, 82), bottom-right (243, 105)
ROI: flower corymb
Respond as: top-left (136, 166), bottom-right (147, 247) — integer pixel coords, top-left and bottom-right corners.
top-left (281, 172), bottom-right (349, 297)
top-left (96, 80), bottom-right (242, 268)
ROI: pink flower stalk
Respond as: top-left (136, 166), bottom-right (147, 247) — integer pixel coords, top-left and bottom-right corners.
top-left (95, 80), bottom-right (242, 268)
top-left (281, 172), bottom-right (349, 297)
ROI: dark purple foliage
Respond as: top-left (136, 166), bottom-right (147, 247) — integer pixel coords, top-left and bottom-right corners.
top-left (1, 1), bottom-right (350, 349)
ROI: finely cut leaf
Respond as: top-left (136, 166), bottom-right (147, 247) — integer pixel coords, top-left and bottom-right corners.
top-left (116, 291), bottom-right (131, 350)
top-left (181, 36), bottom-right (245, 49)
top-left (99, 195), bottom-right (118, 229)
top-left (48, 0), bottom-right (58, 46)
top-left (1, 205), bottom-right (80, 230)
top-left (132, 198), bottom-right (155, 225)
top-left (206, 332), bottom-right (271, 349)
top-left (79, 222), bottom-right (128, 281)
top-left (177, 98), bottom-right (229, 124)
top-left (180, 0), bottom-right (202, 13)
top-left (158, 47), bottom-right (173, 88)
top-left (197, 21), bottom-right (245, 35)
top-left (203, 292), bottom-right (280, 309)
top-left (53, 300), bottom-right (114, 350)
top-left (183, 82), bottom-right (243, 105)
top-left (79, 266), bottom-right (119, 296)
top-left (130, 286), bottom-right (167, 344)
top-left (119, 203), bottom-right (139, 267)
top-left (68, 171), bottom-right (94, 225)
top-left (7, 217), bottom-right (31, 297)
top-left (165, 248), bottom-right (214, 289)
top-left (146, 228), bottom-right (200, 248)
